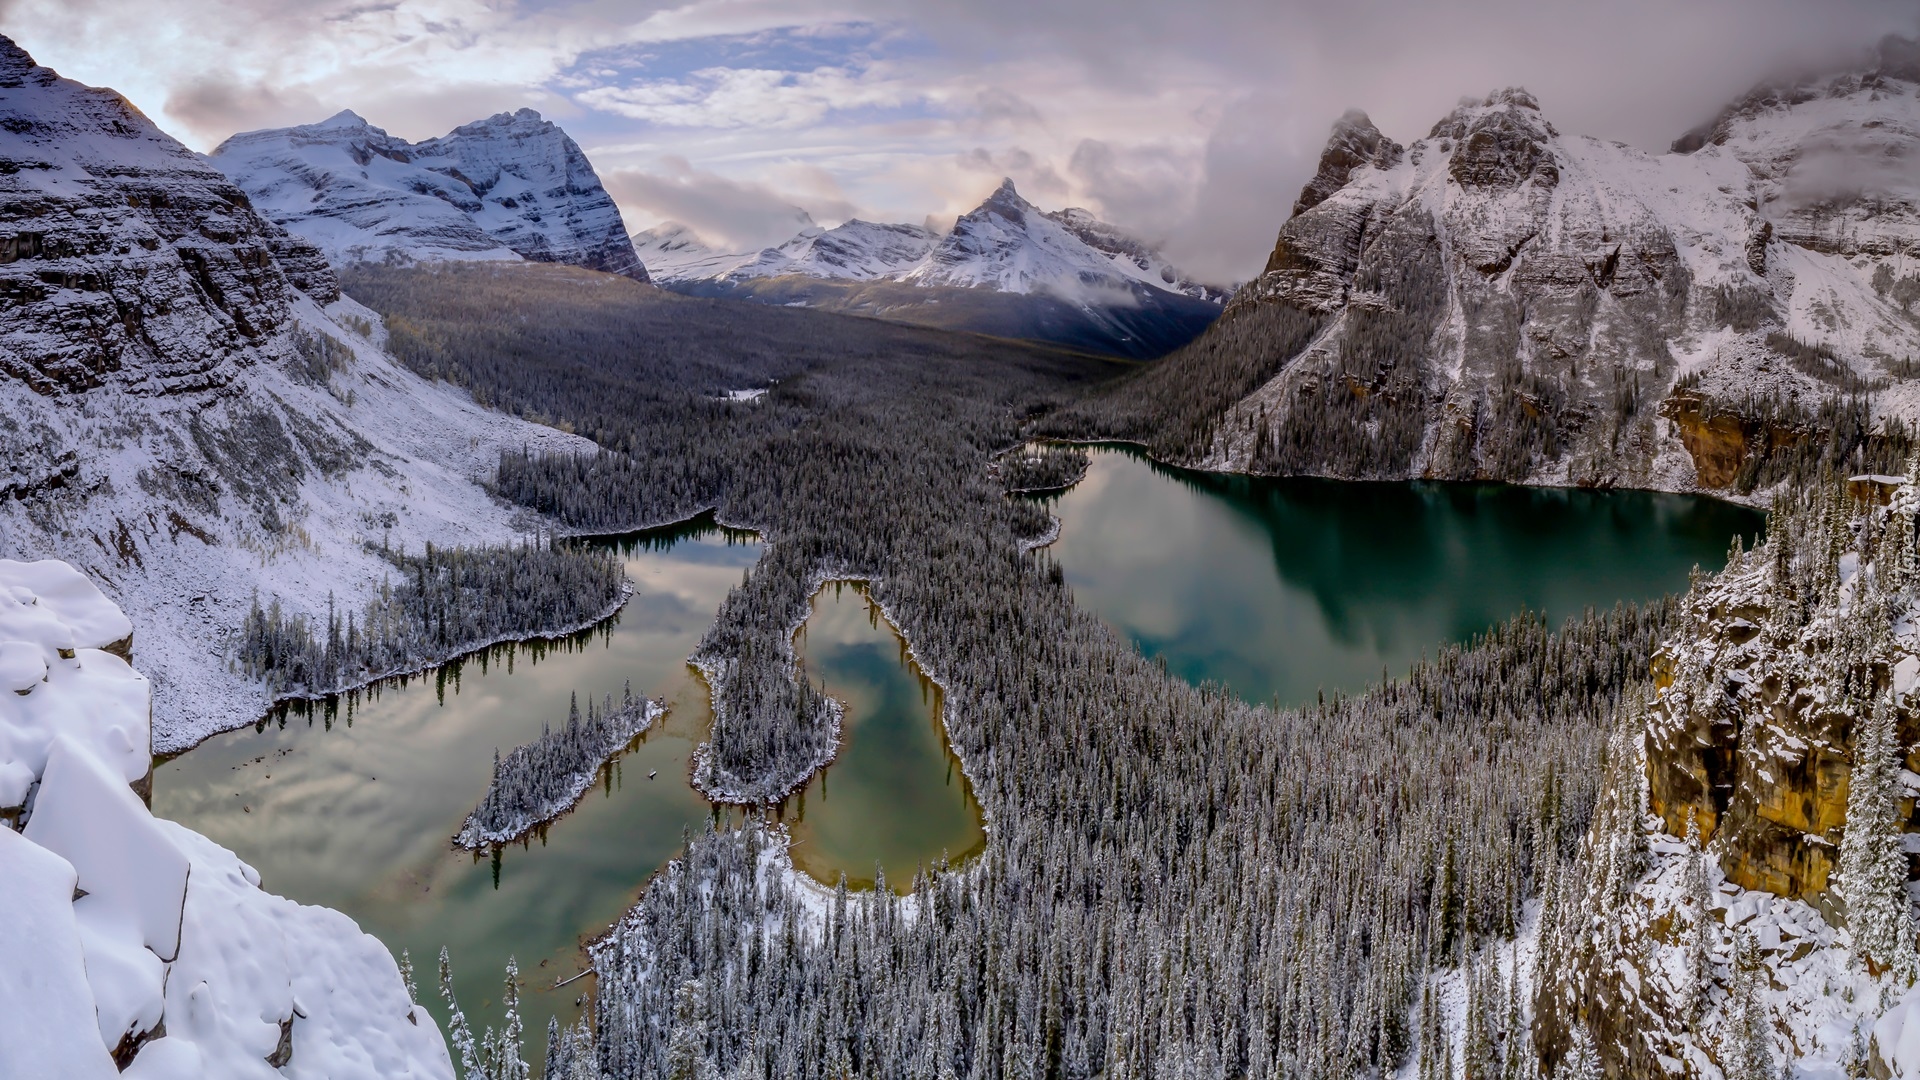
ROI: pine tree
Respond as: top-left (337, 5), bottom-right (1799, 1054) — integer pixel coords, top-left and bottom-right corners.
top-left (1554, 1024), bottom-right (1601, 1080)
top-left (440, 948), bottom-right (481, 1078)
top-left (399, 948), bottom-right (418, 1005)
top-left (1682, 817), bottom-right (1717, 1022)
top-left (1836, 693), bottom-right (1918, 982)
top-left (1721, 931), bottom-right (1775, 1080)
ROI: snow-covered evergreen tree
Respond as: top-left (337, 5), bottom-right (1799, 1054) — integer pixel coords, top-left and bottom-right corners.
top-left (1836, 692), bottom-right (1918, 982)
top-left (1720, 931), bottom-right (1776, 1080)
top-left (1553, 1025), bottom-right (1601, 1080)
top-left (1682, 818), bottom-right (1717, 1022)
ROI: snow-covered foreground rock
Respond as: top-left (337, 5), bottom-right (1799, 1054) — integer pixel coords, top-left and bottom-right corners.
top-left (0, 559), bottom-right (451, 1078)
top-left (212, 108), bottom-right (646, 280)
top-left (0, 35), bottom-right (600, 751)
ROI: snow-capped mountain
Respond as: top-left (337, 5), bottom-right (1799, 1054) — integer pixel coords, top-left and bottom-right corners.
top-left (635, 181), bottom-right (1225, 357)
top-left (642, 180), bottom-right (1220, 302)
top-left (212, 108), bottom-right (646, 279)
top-left (905, 179), bottom-right (1226, 303)
top-left (634, 216), bottom-right (938, 283)
top-left (1132, 35), bottom-right (1920, 494)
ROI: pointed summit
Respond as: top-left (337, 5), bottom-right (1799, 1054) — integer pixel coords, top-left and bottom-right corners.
top-left (316, 109), bottom-right (369, 129)
top-left (1293, 109), bottom-right (1403, 217)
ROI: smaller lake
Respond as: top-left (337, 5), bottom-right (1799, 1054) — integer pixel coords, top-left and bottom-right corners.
top-left (154, 518), bottom-right (762, 1041)
top-left (776, 582), bottom-right (985, 890)
top-left (1037, 447), bottom-right (1764, 707)
top-left (153, 522), bottom-right (986, 1044)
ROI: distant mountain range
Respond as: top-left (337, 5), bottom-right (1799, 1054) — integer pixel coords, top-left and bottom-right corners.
top-left (211, 109), bottom-right (647, 279)
top-left (214, 102), bottom-right (1228, 356)
top-left (635, 179), bottom-right (1228, 357)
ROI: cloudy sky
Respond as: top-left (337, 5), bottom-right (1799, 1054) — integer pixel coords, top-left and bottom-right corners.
top-left (3, 0), bottom-right (1914, 281)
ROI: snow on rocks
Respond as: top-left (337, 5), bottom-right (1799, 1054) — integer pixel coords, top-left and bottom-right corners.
top-left (212, 108), bottom-right (646, 280)
top-left (633, 183), bottom-right (1225, 304)
top-left (0, 826), bottom-right (119, 1080)
top-left (0, 559), bottom-right (453, 1078)
top-left (0, 562), bottom-right (148, 810)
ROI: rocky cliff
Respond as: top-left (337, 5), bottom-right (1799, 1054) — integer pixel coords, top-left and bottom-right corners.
top-left (211, 108), bottom-right (646, 280)
top-left (1534, 477), bottom-right (1920, 1077)
top-left (0, 36), bottom-right (334, 400)
top-left (1080, 37), bottom-right (1920, 499)
top-left (0, 35), bottom-right (595, 749)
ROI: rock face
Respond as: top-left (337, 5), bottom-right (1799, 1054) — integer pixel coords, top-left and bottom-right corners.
top-left (0, 34), bottom-right (597, 751)
top-left (1146, 43), bottom-right (1920, 497)
top-left (0, 36), bottom-right (333, 397)
top-left (1533, 484), bottom-right (1920, 1079)
top-left (211, 108), bottom-right (646, 280)
top-left (1289, 109), bottom-right (1403, 217)
top-left (638, 179), bottom-right (1227, 357)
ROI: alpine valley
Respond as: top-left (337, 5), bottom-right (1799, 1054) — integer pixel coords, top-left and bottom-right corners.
top-left (10, 17), bottom-right (1920, 1080)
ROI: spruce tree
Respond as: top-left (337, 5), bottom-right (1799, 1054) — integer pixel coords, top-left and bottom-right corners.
top-left (1837, 693), bottom-right (1917, 982)
top-left (1682, 817), bottom-right (1717, 1022)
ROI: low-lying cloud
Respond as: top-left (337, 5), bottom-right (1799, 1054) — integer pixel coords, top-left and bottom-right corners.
top-left (3, 0), bottom-right (1915, 281)
top-left (606, 157), bottom-right (851, 250)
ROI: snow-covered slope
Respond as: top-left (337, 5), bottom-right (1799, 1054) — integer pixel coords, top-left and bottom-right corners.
top-left (212, 109), bottom-right (646, 280)
top-left (0, 36), bottom-right (597, 751)
top-left (636, 182), bottom-right (1225, 357)
top-left (0, 560), bottom-right (451, 1078)
top-left (1157, 37), bottom-right (1920, 495)
top-left (641, 181), bottom-right (1221, 303)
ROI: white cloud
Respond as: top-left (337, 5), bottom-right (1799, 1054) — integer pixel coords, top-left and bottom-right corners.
top-left (577, 61), bottom-right (925, 129)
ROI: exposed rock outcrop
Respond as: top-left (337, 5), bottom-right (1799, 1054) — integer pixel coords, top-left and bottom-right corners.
top-left (0, 36), bottom-right (325, 396)
top-left (1536, 480), bottom-right (1920, 1078)
top-left (1290, 109), bottom-right (1403, 217)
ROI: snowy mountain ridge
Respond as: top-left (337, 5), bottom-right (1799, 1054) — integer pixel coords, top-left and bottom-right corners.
top-left (634, 179), bottom-right (1226, 304)
top-left (1104, 35), bottom-right (1920, 498)
top-left (211, 108), bottom-right (646, 280)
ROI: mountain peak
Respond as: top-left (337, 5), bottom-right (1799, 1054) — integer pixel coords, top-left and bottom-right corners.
top-left (983, 177), bottom-right (1028, 207)
top-left (1294, 109), bottom-right (1403, 217)
top-left (316, 109), bottom-right (369, 129)
top-left (0, 33), bottom-right (40, 82)
top-left (211, 107), bottom-right (646, 280)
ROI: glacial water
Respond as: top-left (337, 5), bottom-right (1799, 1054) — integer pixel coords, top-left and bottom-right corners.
top-left (153, 516), bottom-right (760, 1040)
top-left (153, 517), bottom-right (984, 1044)
top-left (151, 451), bottom-right (1758, 1045)
top-left (775, 582), bottom-right (985, 890)
top-left (1034, 446), bottom-right (1765, 707)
